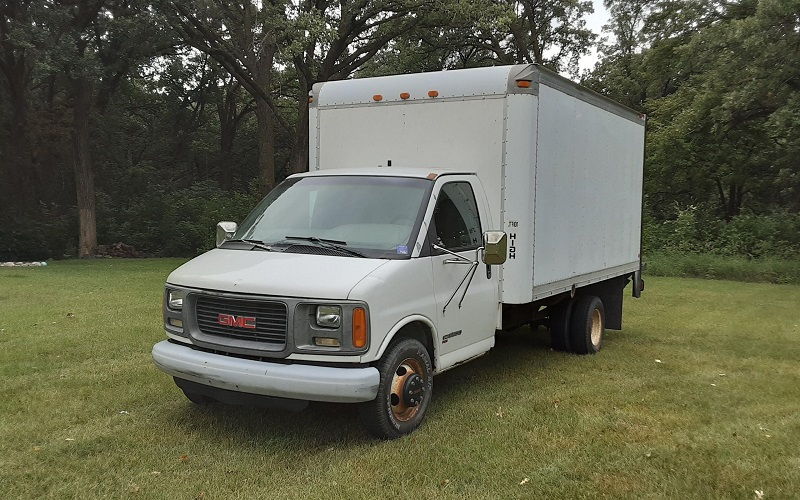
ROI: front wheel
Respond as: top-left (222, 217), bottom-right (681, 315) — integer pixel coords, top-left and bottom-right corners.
top-left (359, 338), bottom-right (433, 439)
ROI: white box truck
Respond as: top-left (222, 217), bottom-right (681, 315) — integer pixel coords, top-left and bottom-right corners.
top-left (152, 64), bottom-right (645, 438)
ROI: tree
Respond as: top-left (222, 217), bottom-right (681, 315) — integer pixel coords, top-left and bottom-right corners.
top-left (581, 0), bottom-right (651, 109)
top-left (42, 0), bottom-right (171, 256)
top-left (0, 0), bottom-right (43, 210)
top-left (466, 0), bottom-right (597, 77)
top-left (169, 0), bottom-right (290, 192)
top-left (644, 0), bottom-right (800, 219)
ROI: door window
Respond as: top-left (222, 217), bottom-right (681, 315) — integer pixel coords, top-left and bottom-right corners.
top-left (432, 182), bottom-right (482, 251)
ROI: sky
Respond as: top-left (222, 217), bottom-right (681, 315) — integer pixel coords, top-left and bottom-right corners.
top-left (579, 0), bottom-right (611, 72)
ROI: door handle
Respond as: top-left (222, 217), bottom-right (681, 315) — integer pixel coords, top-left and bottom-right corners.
top-left (444, 258), bottom-right (473, 265)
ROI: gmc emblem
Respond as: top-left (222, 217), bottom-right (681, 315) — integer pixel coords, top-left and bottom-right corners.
top-left (217, 313), bottom-right (256, 329)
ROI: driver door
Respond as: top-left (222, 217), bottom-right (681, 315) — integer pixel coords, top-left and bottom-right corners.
top-left (427, 178), bottom-right (499, 358)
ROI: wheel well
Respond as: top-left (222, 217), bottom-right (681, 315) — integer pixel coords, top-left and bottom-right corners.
top-left (391, 321), bottom-right (436, 370)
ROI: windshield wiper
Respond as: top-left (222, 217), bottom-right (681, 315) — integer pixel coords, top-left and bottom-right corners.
top-left (224, 239), bottom-right (275, 252)
top-left (284, 236), bottom-right (367, 258)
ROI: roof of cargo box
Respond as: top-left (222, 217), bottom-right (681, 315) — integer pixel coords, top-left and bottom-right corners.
top-left (310, 64), bottom-right (645, 124)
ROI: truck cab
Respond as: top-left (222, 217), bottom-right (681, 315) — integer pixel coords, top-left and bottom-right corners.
top-left (154, 168), bottom-right (508, 437)
top-left (153, 64), bottom-right (645, 438)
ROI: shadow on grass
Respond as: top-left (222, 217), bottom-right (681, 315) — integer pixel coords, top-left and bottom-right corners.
top-left (168, 326), bottom-right (579, 447)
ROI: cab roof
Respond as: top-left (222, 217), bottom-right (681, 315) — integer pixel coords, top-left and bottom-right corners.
top-left (289, 167), bottom-right (475, 180)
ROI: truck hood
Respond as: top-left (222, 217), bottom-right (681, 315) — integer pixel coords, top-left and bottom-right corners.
top-left (166, 248), bottom-right (388, 299)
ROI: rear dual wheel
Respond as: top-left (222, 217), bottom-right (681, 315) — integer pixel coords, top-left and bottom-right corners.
top-left (549, 295), bottom-right (605, 354)
top-left (359, 338), bottom-right (433, 439)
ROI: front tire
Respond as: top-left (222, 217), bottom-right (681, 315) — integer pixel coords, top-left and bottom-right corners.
top-left (181, 390), bottom-right (214, 405)
top-left (568, 295), bottom-right (605, 354)
top-left (174, 377), bottom-right (215, 405)
top-left (359, 338), bottom-right (433, 439)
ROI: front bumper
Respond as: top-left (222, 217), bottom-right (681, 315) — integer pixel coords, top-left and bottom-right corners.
top-left (152, 340), bottom-right (380, 403)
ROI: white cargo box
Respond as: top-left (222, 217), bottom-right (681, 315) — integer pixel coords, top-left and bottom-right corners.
top-left (310, 64), bottom-right (645, 305)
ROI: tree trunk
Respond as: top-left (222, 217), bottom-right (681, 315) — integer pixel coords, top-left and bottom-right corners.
top-left (217, 84), bottom-right (242, 190)
top-left (727, 183), bottom-right (744, 219)
top-left (219, 124), bottom-right (236, 190)
top-left (71, 77), bottom-right (97, 257)
top-left (254, 97), bottom-right (276, 193)
top-left (2, 60), bottom-right (37, 212)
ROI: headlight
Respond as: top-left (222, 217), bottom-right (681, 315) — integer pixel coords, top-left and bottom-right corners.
top-left (315, 305), bottom-right (341, 328)
top-left (167, 289), bottom-right (185, 310)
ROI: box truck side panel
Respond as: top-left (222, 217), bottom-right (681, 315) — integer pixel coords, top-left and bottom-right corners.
top-left (532, 84), bottom-right (644, 297)
top-left (498, 93), bottom-right (538, 304)
top-left (315, 98), bottom-right (506, 227)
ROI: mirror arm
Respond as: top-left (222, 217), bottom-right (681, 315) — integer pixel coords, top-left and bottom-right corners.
top-left (441, 246), bottom-right (483, 315)
top-left (433, 244), bottom-right (471, 262)
top-left (458, 261), bottom-right (479, 309)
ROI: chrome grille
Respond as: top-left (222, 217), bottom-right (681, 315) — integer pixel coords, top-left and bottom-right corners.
top-left (194, 295), bottom-right (287, 345)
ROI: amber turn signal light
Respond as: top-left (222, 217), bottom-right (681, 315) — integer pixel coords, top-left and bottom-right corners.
top-left (352, 307), bottom-right (367, 348)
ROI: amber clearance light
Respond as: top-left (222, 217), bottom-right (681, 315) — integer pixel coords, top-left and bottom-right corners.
top-left (516, 80), bottom-right (532, 88)
top-left (352, 307), bottom-right (367, 348)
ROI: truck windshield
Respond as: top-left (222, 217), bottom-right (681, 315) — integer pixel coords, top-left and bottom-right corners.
top-left (231, 175), bottom-right (432, 259)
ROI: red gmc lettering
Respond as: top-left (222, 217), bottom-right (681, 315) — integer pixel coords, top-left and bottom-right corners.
top-left (217, 313), bottom-right (256, 329)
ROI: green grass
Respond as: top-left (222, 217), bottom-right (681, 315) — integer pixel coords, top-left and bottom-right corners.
top-left (2, 259), bottom-right (799, 498)
top-left (645, 252), bottom-right (800, 284)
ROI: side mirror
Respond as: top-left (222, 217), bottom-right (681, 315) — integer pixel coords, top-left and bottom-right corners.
top-left (216, 221), bottom-right (237, 247)
top-left (482, 231), bottom-right (507, 265)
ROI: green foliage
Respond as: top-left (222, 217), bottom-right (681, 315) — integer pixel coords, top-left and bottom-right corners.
top-left (588, 0), bottom-right (800, 221)
top-left (0, 181), bottom-right (259, 261)
top-left (100, 181), bottom-right (260, 257)
top-left (0, 205), bottom-right (76, 261)
top-left (645, 252), bottom-right (800, 284)
top-left (644, 208), bottom-right (800, 259)
top-left (1, 0), bottom-right (798, 261)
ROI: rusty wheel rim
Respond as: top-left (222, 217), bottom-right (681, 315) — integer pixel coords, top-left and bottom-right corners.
top-left (389, 357), bottom-right (425, 422)
top-left (590, 308), bottom-right (603, 347)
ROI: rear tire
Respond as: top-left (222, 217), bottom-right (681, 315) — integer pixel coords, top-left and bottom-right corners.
top-left (549, 299), bottom-right (573, 352)
top-left (359, 338), bottom-right (433, 439)
top-left (568, 295), bottom-right (605, 354)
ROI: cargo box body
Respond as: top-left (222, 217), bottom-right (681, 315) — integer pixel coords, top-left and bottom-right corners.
top-left (310, 65), bottom-right (645, 305)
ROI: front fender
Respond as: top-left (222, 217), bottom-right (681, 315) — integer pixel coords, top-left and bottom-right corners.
top-left (372, 314), bottom-right (439, 364)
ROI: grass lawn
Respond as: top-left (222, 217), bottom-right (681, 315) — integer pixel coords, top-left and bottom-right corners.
top-left (2, 259), bottom-right (799, 499)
